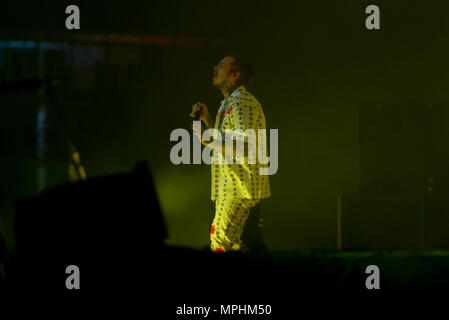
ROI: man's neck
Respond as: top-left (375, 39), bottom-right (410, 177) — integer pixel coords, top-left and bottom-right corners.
top-left (220, 84), bottom-right (240, 99)
top-left (220, 87), bottom-right (230, 99)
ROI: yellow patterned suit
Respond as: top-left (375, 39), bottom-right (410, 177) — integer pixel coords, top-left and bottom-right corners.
top-left (209, 86), bottom-right (271, 252)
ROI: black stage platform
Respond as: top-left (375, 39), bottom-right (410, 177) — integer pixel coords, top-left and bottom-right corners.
top-left (3, 163), bottom-right (448, 315)
top-left (4, 246), bottom-right (449, 303)
top-left (2, 248), bottom-right (448, 318)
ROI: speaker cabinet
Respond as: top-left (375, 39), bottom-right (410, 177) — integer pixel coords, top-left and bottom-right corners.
top-left (11, 161), bottom-right (167, 291)
top-left (339, 193), bottom-right (449, 250)
top-left (358, 103), bottom-right (449, 193)
top-left (426, 194), bottom-right (449, 249)
top-left (339, 194), bottom-right (425, 250)
top-left (13, 161), bottom-right (166, 270)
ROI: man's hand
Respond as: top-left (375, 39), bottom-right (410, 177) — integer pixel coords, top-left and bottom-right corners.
top-left (191, 102), bottom-right (214, 129)
top-left (192, 121), bottom-right (208, 146)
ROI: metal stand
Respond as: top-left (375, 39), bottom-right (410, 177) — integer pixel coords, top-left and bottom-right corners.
top-left (45, 84), bottom-right (87, 182)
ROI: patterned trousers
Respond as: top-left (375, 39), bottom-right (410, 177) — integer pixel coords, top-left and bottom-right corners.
top-left (210, 198), bottom-right (260, 253)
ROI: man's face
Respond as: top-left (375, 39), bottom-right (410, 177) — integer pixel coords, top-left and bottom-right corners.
top-left (212, 56), bottom-right (238, 89)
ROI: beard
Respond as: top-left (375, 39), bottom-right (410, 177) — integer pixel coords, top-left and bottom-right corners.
top-left (212, 73), bottom-right (237, 93)
top-left (212, 75), bottom-right (224, 88)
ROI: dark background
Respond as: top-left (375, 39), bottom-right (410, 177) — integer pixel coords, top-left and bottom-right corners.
top-left (1, 0), bottom-right (448, 255)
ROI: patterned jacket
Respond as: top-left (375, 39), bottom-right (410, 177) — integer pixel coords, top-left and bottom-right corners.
top-left (211, 86), bottom-right (271, 200)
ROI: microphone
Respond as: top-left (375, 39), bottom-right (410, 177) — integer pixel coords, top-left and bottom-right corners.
top-left (190, 104), bottom-right (205, 134)
top-left (0, 77), bottom-right (71, 93)
top-left (190, 107), bottom-right (201, 121)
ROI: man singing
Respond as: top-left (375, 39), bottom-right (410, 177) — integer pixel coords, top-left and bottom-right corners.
top-left (191, 55), bottom-right (271, 253)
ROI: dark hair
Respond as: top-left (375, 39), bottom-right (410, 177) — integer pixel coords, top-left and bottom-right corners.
top-left (228, 55), bottom-right (256, 87)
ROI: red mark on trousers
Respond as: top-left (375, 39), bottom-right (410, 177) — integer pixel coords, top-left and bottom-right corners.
top-left (210, 225), bottom-right (215, 234)
top-left (215, 247), bottom-right (225, 253)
